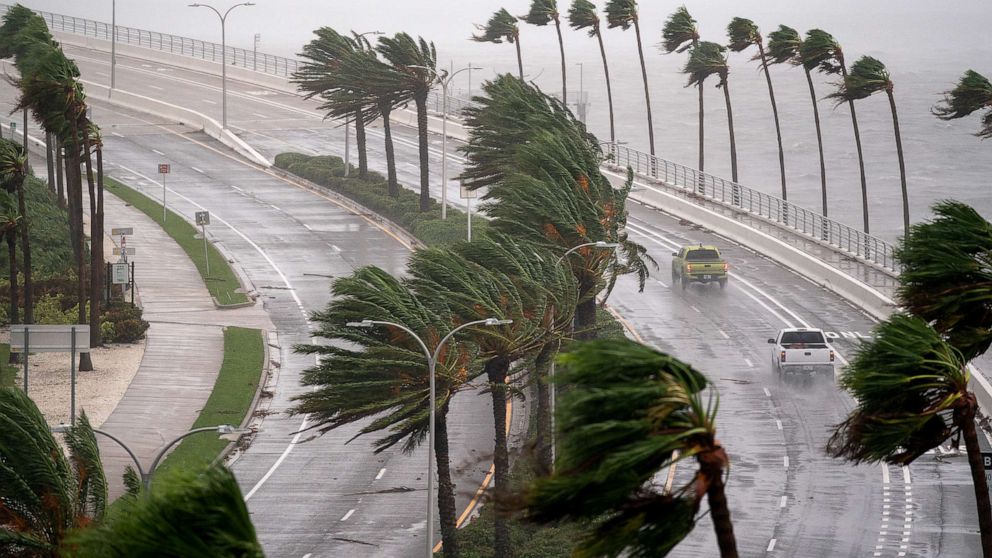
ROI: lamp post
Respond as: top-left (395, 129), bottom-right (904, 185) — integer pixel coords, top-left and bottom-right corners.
top-left (253, 32), bottom-right (260, 71)
top-left (347, 316), bottom-right (510, 556)
top-left (548, 241), bottom-right (619, 466)
top-left (110, 0), bottom-right (116, 92)
top-left (342, 31), bottom-right (383, 177)
top-left (52, 424), bottom-right (248, 491)
top-left (410, 64), bottom-right (481, 219)
top-left (575, 62), bottom-right (585, 123)
top-left (188, 2), bottom-right (255, 130)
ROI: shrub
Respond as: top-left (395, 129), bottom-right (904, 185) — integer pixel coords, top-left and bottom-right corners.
top-left (109, 319), bottom-right (148, 343)
top-left (309, 155), bottom-right (344, 169)
top-left (273, 152), bottom-right (311, 169)
top-left (101, 302), bottom-right (149, 343)
top-left (33, 294), bottom-right (75, 325)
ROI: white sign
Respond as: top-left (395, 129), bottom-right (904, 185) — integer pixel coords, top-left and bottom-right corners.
top-left (112, 262), bottom-right (130, 285)
top-left (113, 247), bottom-right (136, 256)
top-left (111, 227), bottom-right (133, 236)
top-left (459, 185), bottom-right (479, 199)
top-left (10, 325), bottom-right (91, 353)
top-left (195, 211), bottom-right (210, 226)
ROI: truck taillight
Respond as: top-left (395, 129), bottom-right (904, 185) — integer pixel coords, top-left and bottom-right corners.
top-left (723, 262), bottom-right (729, 272)
top-left (829, 350), bottom-right (835, 362)
top-left (779, 351), bottom-right (786, 362)
top-left (686, 264), bottom-right (693, 273)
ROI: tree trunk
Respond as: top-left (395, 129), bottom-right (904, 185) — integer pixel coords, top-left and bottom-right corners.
top-left (698, 83), bottom-right (704, 174)
top-left (633, 20), bottom-right (656, 156)
top-left (55, 142), bottom-right (65, 209)
top-left (514, 36), bottom-right (523, 81)
top-left (434, 401), bottom-right (460, 558)
top-left (21, 109), bottom-right (27, 168)
top-left (7, 231), bottom-right (17, 330)
top-left (804, 69), bottom-right (825, 210)
top-left (15, 175), bottom-right (31, 325)
top-left (414, 93), bottom-right (431, 212)
top-left (959, 400), bottom-right (992, 558)
top-left (534, 342), bottom-right (555, 474)
top-left (702, 457), bottom-right (739, 558)
top-left (486, 355), bottom-right (512, 558)
top-left (574, 296), bottom-right (597, 341)
top-left (68, 127), bottom-right (93, 372)
top-left (45, 133), bottom-right (56, 197)
top-left (94, 143), bottom-right (106, 338)
top-left (757, 44), bottom-right (786, 200)
top-left (886, 89), bottom-right (909, 235)
top-left (722, 79), bottom-right (738, 184)
top-left (354, 109), bottom-right (368, 177)
top-left (839, 63), bottom-right (869, 233)
top-left (380, 103), bottom-right (399, 197)
top-left (594, 29), bottom-right (615, 143)
top-left (554, 19), bottom-right (566, 105)
top-left (83, 134), bottom-right (102, 350)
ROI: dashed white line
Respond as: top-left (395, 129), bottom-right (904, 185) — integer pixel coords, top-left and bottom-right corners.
top-left (783, 456), bottom-right (789, 469)
top-left (775, 419), bottom-right (782, 430)
top-left (375, 468), bottom-right (386, 480)
top-left (269, 204), bottom-right (281, 211)
top-left (202, 99), bottom-right (217, 104)
top-left (654, 278), bottom-right (668, 288)
top-left (780, 495), bottom-right (787, 508)
top-left (252, 112), bottom-right (268, 119)
top-left (302, 554), bottom-right (312, 558)
top-left (151, 149), bottom-right (165, 156)
top-left (902, 466), bottom-right (911, 485)
top-left (718, 329), bottom-right (730, 339)
top-left (147, 84), bottom-right (163, 91)
top-left (191, 166), bottom-right (205, 174)
top-left (340, 509), bottom-right (355, 521)
top-left (231, 185), bottom-right (244, 192)
top-left (763, 387), bottom-right (771, 397)
top-left (110, 132), bottom-right (124, 138)
top-left (303, 223), bottom-right (313, 231)
top-left (767, 538), bottom-right (777, 552)
top-left (690, 305), bottom-right (701, 314)
top-left (744, 358), bottom-right (753, 368)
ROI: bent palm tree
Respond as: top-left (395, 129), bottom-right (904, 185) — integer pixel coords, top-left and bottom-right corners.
top-left (474, 8), bottom-right (523, 80)
top-left (685, 42), bottom-right (738, 182)
top-left (525, 339), bottom-right (738, 557)
top-left (727, 18), bottom-right (786, 199)
top-left (663, 6), bottom-right (701, 173)
top-left (0, 190), bottom-right (19, 329)
top-left (568, 0), bottom-right (615, 142)
top-left (522, 0), bottom-right (567, 104)
top-left (605, 0), bottom-right (655, 155)
top-left (0, 387), bottom-right (106, 556)
top-left (828, 56), bottom-right (909, 235)
top-left (0, 138), bottom-right (30, 324)
top-left (933, 70), bottom-right (992, 140)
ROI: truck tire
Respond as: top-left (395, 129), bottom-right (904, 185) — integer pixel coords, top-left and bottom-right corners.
top-left (719, 278), bottom-right (727, 290)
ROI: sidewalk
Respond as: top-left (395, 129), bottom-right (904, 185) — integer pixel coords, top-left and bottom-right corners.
top-left (96, 189), bottom-right (272, 497)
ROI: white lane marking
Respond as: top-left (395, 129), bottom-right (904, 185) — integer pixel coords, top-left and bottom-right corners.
top-left (340, 509), bottom-right (355, 521)
top-left (783, 456), bottom-right (789, 469)
top-left (767, 538), bottom-right (777, 552)
top-left (110, 132), bottom-right (124, 138)
top-left (375, 468), bottom-right (386, 480)
top-left (303, 223), bottom-right (313, 231)
top-left (191, 166), bottom-right (205, 174)
top-left (780, 495), bottom-right (787, 508)
top-left (269, 204), bottom-right (281, 211)
top-left (882, 463), bottom-right (890, 484)
top-left (690, 305), bottom-right (701, 314)
top-left (147, 84), bottom-right (163, 91)
top-left (302, 554), bottom-right (312, 558)
top-left (252, 112), bottom-right (268, 119)
top-left (94, 71), bottom-right (108, 77)
top-left (231, 185), bottom-right (244, 192)
top-left (202, 99), bottom-right (217, 104)
top-left (763, 387), bottom-right (771, 397)
top-left (744, 358), bottom-right (753, 368)
top-left (775, 419), bottom-right (782, 430)
top-left (902, 466), bottom-right (911, 485)
top-left (654, 278), bottom-right (668, 288)
top-left (152, 149), bottom-right (165, 156)
top-left (718, 329), bottom-right (730, 339)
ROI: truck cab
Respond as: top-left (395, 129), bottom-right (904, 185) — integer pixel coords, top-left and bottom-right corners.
top-left (671, 244), bottom-right (729, 289)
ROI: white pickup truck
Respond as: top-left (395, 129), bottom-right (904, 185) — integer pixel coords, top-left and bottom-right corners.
top-left (768, 328), bottom-right (836, 378)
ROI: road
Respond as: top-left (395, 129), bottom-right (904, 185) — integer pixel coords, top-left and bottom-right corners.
top-left (7, 39), bottom-right (982, 557)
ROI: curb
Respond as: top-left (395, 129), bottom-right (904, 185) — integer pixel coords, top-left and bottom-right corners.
top-left (219, 329), bottom-right (277, 467)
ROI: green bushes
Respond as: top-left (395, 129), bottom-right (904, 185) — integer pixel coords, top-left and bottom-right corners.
top-left (101, 302), bottom-right (149, 343)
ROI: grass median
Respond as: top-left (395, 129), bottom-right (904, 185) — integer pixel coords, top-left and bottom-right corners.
top-left (104, 176), bottom-right (249, 306)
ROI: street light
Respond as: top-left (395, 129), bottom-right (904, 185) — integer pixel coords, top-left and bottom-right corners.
top-left (410, 64), bottom-right (482, 220)
top-left (342, 31), bottom-right (383, 178)
top-left (52, 424), bottom-right (250, 491)
top-left (188, 2), bottom-right (255, 130)
top-left (347, 316), bottom-right (510, 556)
top-left (110, 0), bottom-right (117, 91)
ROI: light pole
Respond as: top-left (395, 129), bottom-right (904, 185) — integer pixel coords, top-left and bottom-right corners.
top-left (347, 316), bottom-right (510, 556)
top-left (189, 2), bottom-right (255, 130)
top-left (575, 62), bottom-right (585, 123)
top-left (110, 0), bottom-right (116, 92)
top-left (411, 64), bottom-right (481, 219)
top-left (548, 241), bottom-right (618, 466)
top-left (52, 424), bottom-right (248, 491)
top-left (253, 32), bottom-right (260, 71)
top-left (342, 31), bottom-right (383, 178)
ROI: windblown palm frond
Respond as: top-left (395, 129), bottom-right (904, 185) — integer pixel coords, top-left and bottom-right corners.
top-left (292, 27), bottom-right (361, 100)
top-left (896, 200), bottom-right (992, 361)
top-left (827, 313), bottom-right (969, 465)
top-left (826, 55), bottom-right (891, 104)
top-left (473, 8), bottom-right (520, 44)
top-left (726, 17), bottom-right (759, 53)
top-left (661, 6), bottom-right (698, 54)
top-left (0, 4), bottom-right (55, 62)
top-left (567, 0), bottom-right (601, 37)
top-left (67, 465), bottom-right (263, 558)
top-left (684, 41), bottom-right (729, 88)
top-left (799, 29), bottom-right (842, 74)
top-left (522, 0), bottom-right (560, 26)
top-left (765, 25), bottom-right (801, 66)
top-left (933, 70), bottom-right (992, 139)
top-left (603, 0), bottom-right (637, 30)
top-left (0, 139), bottom-right (28, 186)
top-left (376, 32), bottom-right (438, 96)
top-left (12, 43), bottom-right (85, 142)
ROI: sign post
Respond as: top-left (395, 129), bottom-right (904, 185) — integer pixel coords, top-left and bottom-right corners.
top-left (11, 325), bottom-right (91, 426)
top-left (158, 163), bottom-right (170, 222)
top-left (196, 211), bottom-right (211, 275)
top-left (460, 185), bottom-right (478, 242)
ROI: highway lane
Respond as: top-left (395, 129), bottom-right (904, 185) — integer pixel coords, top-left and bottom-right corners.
top-left (14, 42), bottom-right (985, 556)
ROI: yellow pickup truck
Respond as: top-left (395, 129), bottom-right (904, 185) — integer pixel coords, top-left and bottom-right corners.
top-left (671, 244), bottom-right (729, 289)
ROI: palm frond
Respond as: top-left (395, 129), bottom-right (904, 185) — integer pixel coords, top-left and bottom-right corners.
top-left (604, 0), bottom-right (637, 31)
top-left (567, 0), bottom-right (601, 38)
top-left (932, 70), bottom-right (992, 139)
top-left (661, 6), bottom-right (698, 54)
top-left (826, 55), bottom-right (890, 105)
top-left (64, 411), bottom-right (108, 521)
top-left (683, 41), bottom-right (728, 88)
top-left (473, 8), bottom-right (519, 44)
top-left (800, 29), bottom-right (842, 74)
top-left (765, 25), bottom-right (801, 66)
top-left (726, 17), bottom-right (760, 53)
top-left (522, 0), bottom-right (560, 26)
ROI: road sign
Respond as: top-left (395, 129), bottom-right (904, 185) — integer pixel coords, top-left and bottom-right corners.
top-left (984, 452), bottom-right (992, 470)
top-left (111, 262), bottom-right (130, 285)
top-left (158, 163), bottom-right (170, 174)
top-left (113, 247), bottom-right (136, 256)
top-left (10, 325), bottom-right (91, 354)
top-left (459, 185), bottom-right (479, 199)
top-left (195, 211), bottom-right (210, 226)
top-left (111, 227), bottom-right (133, 236)
top-left (9, 122), bottom-right (15, 134)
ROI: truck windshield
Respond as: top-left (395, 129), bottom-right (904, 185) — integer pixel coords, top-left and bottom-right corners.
top-left (686, 249), bottom-right (720, 261)
top-left (780, 331), bottom-right (826, 345)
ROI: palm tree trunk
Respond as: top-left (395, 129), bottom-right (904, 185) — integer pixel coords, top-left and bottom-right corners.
top-left (632, 20), bottom-right (656, 156)
top-left (94, 142), bottom-right (106, 338)
top-left (554, 19), bottom-right (566, 105)
top-left (67, 127), bottom-right (92, 372)
top-left (804, 69), bottom-right (825, 210)
top-left (45, 133), bottom-right (56, 197)
top-left (698, 83), bottom-right (704, 174)
top-left (21, 109), bottom-right (27, 167)
top-left (594, 30), bottom-right (615, 143)
top-left (839, 64), bottom-right (869, 233)
top-left (354, 109), bottom-right (368, 177)
top-left (485, 354), bottom-right (512, 558)
top-left (703, 459), bottom-right (739, 557)
top-left (514, 37), bottom-right (523, 81)
top-left (959, 401), bottom-right (992, 558)
top-left (434, 401), bottom-right (461, 558)
top-left (414, 93), bottom-right (431, 212)
top-left (55, 142), bottom-right (65, 209)
top-left (886, 88), bottom-right (909, 235)
top-left (757, 44), bottom-right (786, 200)
top-left (7, 231), bottom-right (17, 330)
top-left (574, 291), bottom-right (597, 341)
top-left (379, 103), bottom-right (399, 197)
top-left (83, 135), bottom-right (102, 350)
top-left (722, 80), bottom-right (738, 184)
top-left (15, 175), bottom-right (31, 324)
top-left (534, 341), bottom-right (555, 474)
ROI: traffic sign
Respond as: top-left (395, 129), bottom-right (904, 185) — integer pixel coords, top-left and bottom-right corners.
top-left (984, 452), bottom-right (992, 470)
top-left (195, 211), bottom-right (210, 226)
top-left (111, 227), bottom-right (133, 236)
top-left (459, 185), bottom-right (479, 199)
top-left (113, 247), bottom-right (136, 256)
top-left (158, 163), bottom-right (170, 174)
top-left (111, 262), bottom-right (130, 285)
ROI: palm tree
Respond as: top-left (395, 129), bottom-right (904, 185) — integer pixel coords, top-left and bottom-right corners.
top-left (827, 56), bottom-right (909, 235)
top-left (727, 18), bottom-right (786, 199)
top-left (474, 8), bottom-right (523, 80)
top-left (84, 120), bottom-right (105, 346)
top-left (0, 190), bottom-right (19, 329)
top-left (522, 0), bottom-right (567, 104)
top-left (662, 7), bottom-right (701, 173)
top-left (0, 387), bottom-right (107, 556)
top-left (800, 30), bottom-right (870, 231)
top-left (685, 42), bottom-right (738, 183)
top-left (289, 265), bottom-right (476, 557)
top-left (0, 138), bottom-right (30, 325)
top-left (605, 0), bottom-right (655, 155)
top-left (827, 314), bottom-right (991, 557)
top-left (568, 0), bottom-right (615, 142)
top-left (933, 70), bottom-right (992, 140)
top-left (376, 33), bottom-right (440, 212)
top-left (68, 465), bottom-right (263, 557)
top-left (525, 339), bottom-right (738, 557)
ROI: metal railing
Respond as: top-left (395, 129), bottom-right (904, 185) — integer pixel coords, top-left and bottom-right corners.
top-left (19, 4), bottom-right (897, 275)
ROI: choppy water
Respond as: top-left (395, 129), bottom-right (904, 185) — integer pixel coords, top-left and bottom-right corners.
top-left (24, 0), bottom-right (992, 242)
